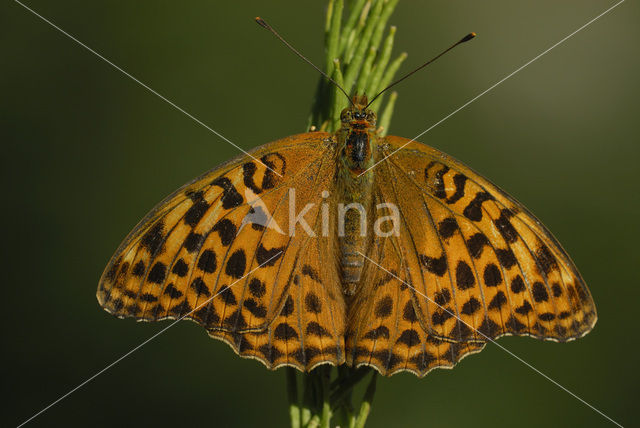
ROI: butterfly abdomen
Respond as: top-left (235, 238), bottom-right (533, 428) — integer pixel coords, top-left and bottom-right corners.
top-left (336, 147), bottom-right (376, 296)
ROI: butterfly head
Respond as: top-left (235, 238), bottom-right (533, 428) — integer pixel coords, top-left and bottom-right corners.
top-left (338, 95), bottom-right (377, 175)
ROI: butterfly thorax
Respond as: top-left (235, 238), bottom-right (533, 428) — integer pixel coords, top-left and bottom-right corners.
top-left (336, 94), bottom-right (377, 176)
top-left (335, 95), bottom-right (378, 295)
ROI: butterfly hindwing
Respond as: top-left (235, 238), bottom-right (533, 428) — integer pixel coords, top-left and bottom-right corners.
top-left (374, 136), bottom-right (597, 343)
top-left (346, 232), bottom-right (485, 376)
top-left (210, 231), bottom-right (345, 370)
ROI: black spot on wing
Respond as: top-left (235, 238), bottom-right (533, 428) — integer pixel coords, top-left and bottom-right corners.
top-left (374, 296), bottom-right (393, 318)
top-left (164, 283), bottom-right (183, 299)
top-left (140, 293), bottom-right (158, 303)
top-left (494, 209), bottom-right (518, 243)
top-left (193, 304), bottom-right (220, 325)
top-left (372, 349), bottom-right (401, 370)
top-left (429, 164), bottom-right (449, 199)
top-left (467, 233), bottom-right (489, 259)
top-left (539, 312), bottom-right (555, 321)
top-left (532, 282), bottom-right (549, 302)
top-left (184, 232), bottom-right (204, 253)
top-left (248, 278), bottom-right (266, 298)
top-left (438, 218), bottom-right (458, 239)
top-left (260, 153), bottom-right (286, 190)
top-left (256, 244), bottom-right (284, 266)
top-left (197, 250), bottom-right (217, 273)
top-left (396, 329), bottom-right (420, 347)
top-left (434, 288), bottom-right (451, 306)
top-left (219, 286), bottom-right (237, 305)
top-left (536, 244), bottom-right (559, 275)
top-left (225, 250), bottom-right (246, 278)
top-left (105, 257), bottom-right (121, 282)
top-left (363, 326), bottom-right (390, 340)
top-left (169, 300), bottom-right (192, 317)
top-left (148, 262), bottom-right (167, 284)
top-left (212, 219), bottom-right (237, 246)
top-left (141, 222), bottom-right (165, 255)
top-left (477, 319), bottom-right (501, 337)
top-left (132, 261), bottom-right (145, 277)
top-left (461, 297), bottom-right (481, 315)
top-left (190, 277), bottom-right (210, 297)
top-left (510, 275), bottom-right (526, 293)
top-left (455, 261), bottom-right (475, 290)
top-left (184, 199), bottom-right (210, 227)
top-left (496, 248), bottom-right (517, 268)
top-left (515, 300), bottom-right (533, 315)
top-left (242, 162), bottom-right (262, 194)
top-left (559, 311), bottom-right (571, 320)
top-left (402, 301), bottom-right (418, 322)
top-left (172, 259), bottom-right (189, 277)
top-left (306, 322), bottom-right (331, 337)
top-left (211, 177), bottom-right (243, 209)
top-left (258, 344), bottom-right (283, 364)
top-left (223, 309), bottom-right (246, 330)
top-left (244, 298), bottom-right (267, 318)
top-left (281, 295), bottom-right (294, 316)
top-left (506, 315), bottom-right (526, 332)
top-left (304, 293), bottom-right (322, 314)
top-left (420, 254), bottom-right (448, 277)
top-left (446, 173), bottom-right (467, 204)
top-left (463, 192), bottom-right (494, 222)
top-left (483, 264), bottom-right (502, 287)
top-left (432, 308), bottom-right (453, 325)
top-left (409, 352), bottom-right (437, 372)
top-left (488, 291), bottom-right (507, 310)
top-left (301, 264), bottom-right (322, 283)
top-left (274, 322), bottom-right (298, 341)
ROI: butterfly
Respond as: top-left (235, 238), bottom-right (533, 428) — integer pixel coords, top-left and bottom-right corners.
top-left (97, 87), bottom-right (597, 376)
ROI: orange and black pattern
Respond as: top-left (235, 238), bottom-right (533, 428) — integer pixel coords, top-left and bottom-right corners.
top-left (98, 130), bottom-right (596, 377)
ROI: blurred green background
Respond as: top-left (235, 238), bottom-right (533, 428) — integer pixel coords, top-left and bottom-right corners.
top-left (3, 1), bottom-right (638, 426)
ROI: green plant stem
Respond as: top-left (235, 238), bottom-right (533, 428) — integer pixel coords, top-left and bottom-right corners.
top-left (338, 0), bottom-right (367, 55)
top-left (296, 1), bottom-right (404, 426)
top-left (331, 58), bottom-right (347, 131)
top-left (342, 0), bottom-right (383, 94)
top-left (354, 372), bottom-right (377, 428)
top-left (320, 367), bottom-right (332, 428)
top-left (286, 368), bottom-right (301, 428)
top-left (325, 0), bottom-right (343, 78)
top-left (366, 25), bottom-right (395, 96)
top-left (378, 90), bottom-right (397, 136)
top-left (343, 1), bottom-right (371, 63)
top-left (301, 373), bottom-right (313, 426)
top-left (369, 51), bottom-right (407, 112)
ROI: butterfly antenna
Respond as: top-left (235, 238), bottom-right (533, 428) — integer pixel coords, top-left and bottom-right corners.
top-left (366, 32), bottom-right (476, 108)
top-left (255, 17), bottom-right (353, 106)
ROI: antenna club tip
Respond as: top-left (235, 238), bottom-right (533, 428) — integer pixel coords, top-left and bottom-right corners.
top-left (255, 17), bottom-right (267, 27)
top-left (460, 32), bottom-right (477, 43)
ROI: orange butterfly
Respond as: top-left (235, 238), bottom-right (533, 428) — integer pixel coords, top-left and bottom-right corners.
top-left (97, 22), bottom-right (596, 378)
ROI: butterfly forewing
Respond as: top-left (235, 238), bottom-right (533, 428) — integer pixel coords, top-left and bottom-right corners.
top-left (98, 132), bottom-right (346, 370)
top-left (376, 136), bottom-right (597, 343)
